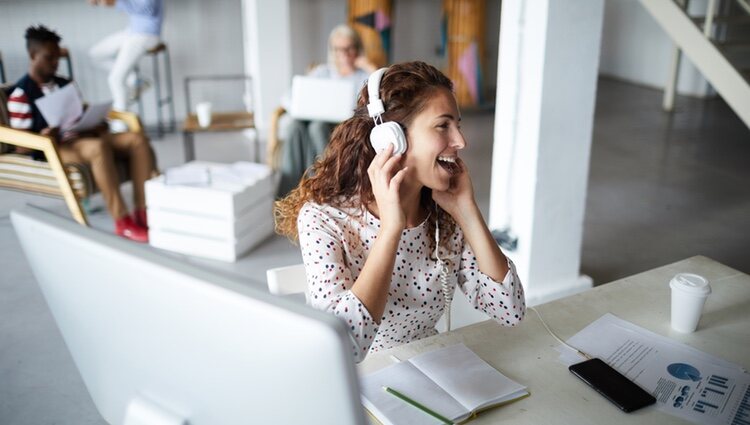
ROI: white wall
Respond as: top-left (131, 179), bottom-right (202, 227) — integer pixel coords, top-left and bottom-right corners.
top-left (599, 0), bottom-right (710, 97)
top-left (289, 0), bottom-right (346, 75)
top-left (0, 0), bottom-right (245, 125)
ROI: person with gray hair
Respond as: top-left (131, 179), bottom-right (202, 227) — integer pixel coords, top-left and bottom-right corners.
top-left (277, 24), bottom-right (377, 197)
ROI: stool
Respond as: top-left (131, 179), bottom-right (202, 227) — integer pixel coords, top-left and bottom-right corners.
top-left (134, 42), bottom-right (176, 137)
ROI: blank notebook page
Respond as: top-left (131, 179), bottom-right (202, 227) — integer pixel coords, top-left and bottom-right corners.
top-left (409, 343), bottom-right (527, 411)
top-left (360, 360), bottom-right (468, 424)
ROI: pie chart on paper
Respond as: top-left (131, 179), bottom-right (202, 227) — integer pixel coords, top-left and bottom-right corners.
top-left (667, 363), bottom-right (702, 381)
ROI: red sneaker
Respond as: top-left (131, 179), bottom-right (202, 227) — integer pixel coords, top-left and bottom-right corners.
top-left (115, 216), bottom-right (149, 243)
top-left (133, 208), bottom-right (149, 229)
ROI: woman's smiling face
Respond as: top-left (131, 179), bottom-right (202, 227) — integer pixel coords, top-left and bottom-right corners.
top-left (402, 88), bottom-right (466, 192)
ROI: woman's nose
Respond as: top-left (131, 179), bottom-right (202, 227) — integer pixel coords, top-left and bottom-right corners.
top-left (452, 129), bottom-right (467, 150)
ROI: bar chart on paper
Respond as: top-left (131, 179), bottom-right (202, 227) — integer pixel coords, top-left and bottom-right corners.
top-left (693, 375), bottom-right (729, 414)
top-left (688, 371), bottom-right (750, 425)
top-left (729, 383), bottom-right (750, 425)
top-left (647, 361), bottom-right (749, 424)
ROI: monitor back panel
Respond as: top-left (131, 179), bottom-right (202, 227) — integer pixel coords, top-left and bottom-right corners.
top-left (12, 207), bottom-right (366, 425)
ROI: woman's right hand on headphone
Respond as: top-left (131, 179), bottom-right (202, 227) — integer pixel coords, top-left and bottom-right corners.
top-left (368, 143), bottom-right (409, 234)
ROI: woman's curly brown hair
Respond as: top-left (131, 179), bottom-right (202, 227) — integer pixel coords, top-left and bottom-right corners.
top-left (275, 61), bottom-right (458, 256)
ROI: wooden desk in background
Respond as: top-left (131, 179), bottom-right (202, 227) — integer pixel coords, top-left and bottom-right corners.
top-left (359, 256), bottom-right (750, 424)
top-left (182, 111), bottom-right (255, 162)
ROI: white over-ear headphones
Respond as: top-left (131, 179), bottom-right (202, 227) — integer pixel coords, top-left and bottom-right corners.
top-left (367, 67), bottom-right (407, 156)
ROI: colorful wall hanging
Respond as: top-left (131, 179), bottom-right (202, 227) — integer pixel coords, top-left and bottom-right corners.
top-left (348, 0), bottom-right (394, 68)
top-left (442, 0), bottom-right (486, 107)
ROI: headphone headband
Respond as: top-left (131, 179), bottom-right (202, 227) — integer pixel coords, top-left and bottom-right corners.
top-left (367, 67), bottom-right (388, 118)
top-left (367, 66), bottom-right (407, 156)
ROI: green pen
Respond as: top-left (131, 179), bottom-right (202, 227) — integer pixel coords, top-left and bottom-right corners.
top-left (382, 386), bottom-right (453, 424)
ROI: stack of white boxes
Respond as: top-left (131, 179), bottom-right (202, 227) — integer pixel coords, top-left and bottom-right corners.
top-left (145, 161), bottom-right (275, 262)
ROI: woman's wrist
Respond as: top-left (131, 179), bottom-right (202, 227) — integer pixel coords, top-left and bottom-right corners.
top-left (377, 224), bottom-right (403, 242)
top-left (451, 199), bottom-right (482, 230)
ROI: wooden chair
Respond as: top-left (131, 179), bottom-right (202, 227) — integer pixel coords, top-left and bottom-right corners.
top-left (59, 47), bottom-right (74, 81)
top-left (0, 84), bottom-right (154, 226)
top-left (266, 105), bottom-right (288, 170)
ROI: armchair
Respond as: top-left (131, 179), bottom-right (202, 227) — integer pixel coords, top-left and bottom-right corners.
top-left (0, 84), bottom-right (155, 225)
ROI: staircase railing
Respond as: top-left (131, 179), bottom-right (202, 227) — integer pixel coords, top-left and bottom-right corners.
top-left (640, 0), bottom-right (750, 128)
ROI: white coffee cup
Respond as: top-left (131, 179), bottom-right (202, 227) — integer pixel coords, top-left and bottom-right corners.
top-left (196, 102), bottom-right (212, 127)
top-left (669, 273), bottom-right (711, 333)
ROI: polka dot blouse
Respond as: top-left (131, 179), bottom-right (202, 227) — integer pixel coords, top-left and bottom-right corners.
top-left (297, 202), bottom-right (526, 363)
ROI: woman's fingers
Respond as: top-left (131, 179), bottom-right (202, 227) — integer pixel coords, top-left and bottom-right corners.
top-left (368, 144), bottom-right (394, 179)
top-left (380, 153), bottom-right (403, 179)
top-left (369, 144), bottom-right (404, 185)
top-left (372, 143), bottom-right (394, 167)
top-left (389, 166), bottom-right (408, 192)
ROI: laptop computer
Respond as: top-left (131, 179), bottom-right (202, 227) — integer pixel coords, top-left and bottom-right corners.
top-left (289, 76), bottom-right (358, 123)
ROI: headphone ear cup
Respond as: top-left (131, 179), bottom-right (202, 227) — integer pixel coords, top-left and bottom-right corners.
top-left (370, 122), bottom-right (407, 156)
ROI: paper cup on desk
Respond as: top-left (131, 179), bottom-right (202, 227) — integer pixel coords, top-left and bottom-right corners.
top-left (670, 273), bottom-right (711, 333)
top-left (196, 102), bottom-right (212, 127)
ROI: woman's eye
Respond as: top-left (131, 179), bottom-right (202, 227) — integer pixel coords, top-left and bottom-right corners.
top-left (436, 123), bottom-right (449, 129)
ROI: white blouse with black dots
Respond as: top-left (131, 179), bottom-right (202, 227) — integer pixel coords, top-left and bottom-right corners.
top-left (297, 202), bottom-right (526, 362)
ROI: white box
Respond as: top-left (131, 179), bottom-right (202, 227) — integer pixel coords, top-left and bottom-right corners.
top-left (145, 161), bottom-right (275, 262)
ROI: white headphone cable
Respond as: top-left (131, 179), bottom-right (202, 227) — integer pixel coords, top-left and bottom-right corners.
top-left (432, 208), bottom-right (588, 358)
top-left (435, 209), bottom-right (455, 332)
top-left (529, 306), bottom-right (591, 360)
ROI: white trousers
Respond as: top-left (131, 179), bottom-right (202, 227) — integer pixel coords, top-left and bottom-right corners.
top-left (89, 30), bottom-right (160, 111)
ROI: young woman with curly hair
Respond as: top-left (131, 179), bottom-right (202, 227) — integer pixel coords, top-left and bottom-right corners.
top-left (275, 61), bottom-right (525, 362)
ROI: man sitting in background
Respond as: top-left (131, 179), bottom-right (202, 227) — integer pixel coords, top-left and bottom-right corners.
top-left (6, 25), bottom-right (153, 242)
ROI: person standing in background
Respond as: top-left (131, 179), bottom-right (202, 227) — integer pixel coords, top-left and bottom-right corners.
top-left (88, 0), bottom-right (163, 131)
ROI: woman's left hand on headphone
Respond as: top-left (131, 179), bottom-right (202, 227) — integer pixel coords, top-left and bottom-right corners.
top-left (432, 158), bottom-right (477, 221)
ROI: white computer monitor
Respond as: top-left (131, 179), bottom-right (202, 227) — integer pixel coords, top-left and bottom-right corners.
top-left (11, 206), bottom-right (366, 425)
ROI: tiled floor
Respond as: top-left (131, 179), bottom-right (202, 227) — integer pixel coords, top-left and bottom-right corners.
top-left (1, 77), bottom-right (748, 423)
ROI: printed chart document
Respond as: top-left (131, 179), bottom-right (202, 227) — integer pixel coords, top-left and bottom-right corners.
top-left (34, 83), bottom-right (110, 132)
top-left (360, 343), bottom-right (528, 424)
top-left (559, 314), bottom-right (749, 425)
top-left (34, 83), bottom-right (82, 129)
top-left (66, 101), bottom-right (111, 133)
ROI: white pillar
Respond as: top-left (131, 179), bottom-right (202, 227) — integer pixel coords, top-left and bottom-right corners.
top-left (489, 0), bottom-right (604, 306)
top-left (241, 0), bottom-right (291, 137)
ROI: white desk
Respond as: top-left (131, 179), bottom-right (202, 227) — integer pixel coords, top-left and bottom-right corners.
top-left (358, 256), bottom-right (750, 424)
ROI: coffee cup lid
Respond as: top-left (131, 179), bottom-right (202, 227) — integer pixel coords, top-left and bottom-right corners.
top-left (670, 273), bottom-right (711, 296)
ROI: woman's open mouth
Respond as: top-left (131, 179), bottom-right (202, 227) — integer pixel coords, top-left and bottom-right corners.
top-left (437, 156), bottom-right (459, 175)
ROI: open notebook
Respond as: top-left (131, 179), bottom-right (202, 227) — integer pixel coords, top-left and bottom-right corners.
top-left (360, 343), bottom-right (528, 424)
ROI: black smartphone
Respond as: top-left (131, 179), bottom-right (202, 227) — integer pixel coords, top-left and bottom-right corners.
top-left (569, 358), bottom-right (656, 413)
